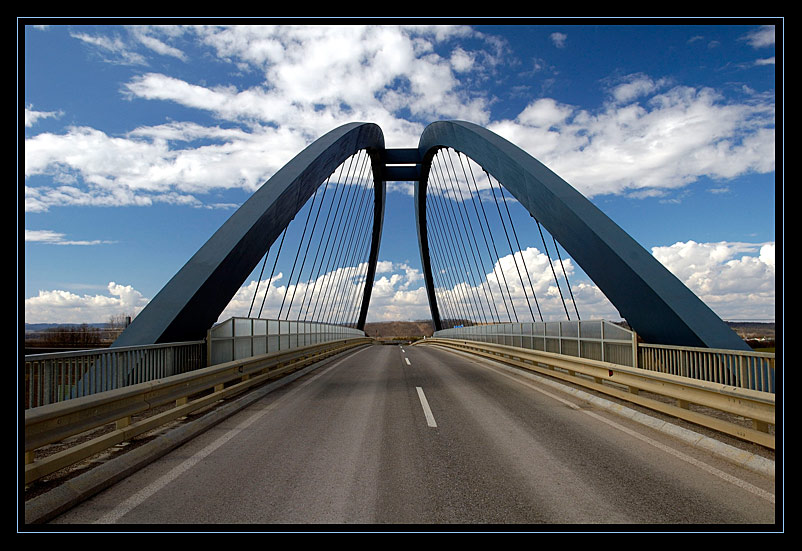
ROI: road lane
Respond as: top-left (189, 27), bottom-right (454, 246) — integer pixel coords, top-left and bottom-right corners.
top-left (50, 343), bottom-right (775, 526)
top-left (401, 344), bottom-right (775, 524)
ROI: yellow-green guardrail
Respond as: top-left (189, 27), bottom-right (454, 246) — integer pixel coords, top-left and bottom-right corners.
top-left (417, 338), bottom-right (775, 449)
top-left (25, 337), bottom-right (372, 485)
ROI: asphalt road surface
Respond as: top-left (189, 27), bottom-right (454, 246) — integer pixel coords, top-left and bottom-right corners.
top-left (49, 343), bottom-right (776, 527)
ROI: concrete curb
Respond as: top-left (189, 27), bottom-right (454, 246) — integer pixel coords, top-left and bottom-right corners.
top-left (24, 345), bottom-right (369, 525)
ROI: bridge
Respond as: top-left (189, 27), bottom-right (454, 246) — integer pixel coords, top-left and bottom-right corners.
top-left (22, 121), bottom-right (777, 527)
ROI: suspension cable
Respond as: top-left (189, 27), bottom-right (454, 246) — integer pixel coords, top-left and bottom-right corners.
top-left (313, 153), bottom-right (361, 322)
top-left (429, 161), bottom-right (476, 325)
top-left (339, 211), bottom-right (371, 326)
top-left (346, 165), bottom-right (376, 326)
top-left (300, 161), bottom-right (350, 321)
top-left (258, 225), bottom-right (288, 318)
top-left (432, 153), bottom-right (486, 325)
top-left (340, 179), bottom-right (375, 327)
top-left (248, 244), bottom-right (270, 318)
top-left (284, 175), bottom-right (332, 320)
top-left (496, 181), bottom-right (543, 322)
top-left (486, 170), bottom-right (535, 323)
top-left (292, 176), bottom-right (331, 321)
top-left (428, 215), bottom-right (459, 327)
top-left (427, 179), bottom-right (464, 325)
top-left (321, 152), bottom-right (370, 324)
top-left (329, 153), bottom-right (373, 324)
top-left (463, 158), bottom-right (516, 322)
top-left (277, 184), bottom-right (319, 319)
top-left (308, 155), bottom-right (356, 321)
top-left (426, 169), bottom-right (467, 327)
top-left (442, 150), bottom-right (497, 325)
top-left (454, 153), bottom-right (508, 322)
top-left (452, 152), bottom-right (502, 324)
top-left (426, 193), bottom-right (459, 328)
top-left (535, 217), bottom-right (571, 320)
top-left (449, 151), bottom-right (509, 323)
top-left (552, 236), bottom-right (580, 320)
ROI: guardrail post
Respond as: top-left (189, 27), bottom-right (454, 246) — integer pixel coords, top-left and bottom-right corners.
top-left (753, 419), bottom-right (769, 432)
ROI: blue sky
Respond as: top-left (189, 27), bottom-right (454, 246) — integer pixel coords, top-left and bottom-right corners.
top-left (22, 22), bottom-right (778, 326)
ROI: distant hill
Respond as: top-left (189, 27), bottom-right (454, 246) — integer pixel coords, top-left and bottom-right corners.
top-left (24, 320), bottom-right (775, 341)
top-left (725, 322), bottom-right (775, 339)
top-left (363, 320), bottom-right (435, 338)
top-left (24, 322), bottom-right (112, 332)
top-left (361, 320), bottom-right (776, 343)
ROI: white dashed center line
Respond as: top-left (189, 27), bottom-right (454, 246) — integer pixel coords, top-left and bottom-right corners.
top-left (416, 387), bottom-right (437, 428)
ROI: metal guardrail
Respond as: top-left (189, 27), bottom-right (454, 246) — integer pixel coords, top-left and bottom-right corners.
top-left (418, 337), bottom-right (775, 449)
top-left (434, 320), bottom-right (776, 394)
top-left (23, 341), bottom-right (207, 409)
top-left (23, 317), bottom-right (366, 410)
top-left (24, 337), bottom-right (371, 485)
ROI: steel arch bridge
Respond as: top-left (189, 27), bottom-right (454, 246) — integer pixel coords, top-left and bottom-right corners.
top-left (113, 120), bottom-right (749, 351)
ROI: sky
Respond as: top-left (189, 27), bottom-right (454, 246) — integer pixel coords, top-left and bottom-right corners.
top-left (22, 21), bottom-right (779, 328)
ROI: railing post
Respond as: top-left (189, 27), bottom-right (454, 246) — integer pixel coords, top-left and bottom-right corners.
top-left (600, 321), bottom-right (605, 364)
top-left (43, 362), bottom-right (52, 406)
top-left (558, 322), bottom-right (563, 356)
top-left (738, 354), bottom-right (745, 389)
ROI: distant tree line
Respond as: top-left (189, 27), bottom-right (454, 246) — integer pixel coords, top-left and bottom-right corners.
top-left (744, 338), bottom-right (776, 351)
top-left (24, 314), bottom-right (133, 350)
top-left (25, 324), bottom-right (107, 348)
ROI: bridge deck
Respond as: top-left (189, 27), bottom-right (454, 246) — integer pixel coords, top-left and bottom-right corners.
top-left (46, 343), bottom-right (774, 525)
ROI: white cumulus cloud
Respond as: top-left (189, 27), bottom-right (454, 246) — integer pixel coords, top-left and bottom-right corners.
top-left (24, 282), bottom-right (149, 324)
top-left (651, 240), bottom-right (775, 320)
top-left (489, 83), bottom-right (774, 198)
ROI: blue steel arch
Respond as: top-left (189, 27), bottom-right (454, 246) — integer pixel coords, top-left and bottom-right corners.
top-left (415, 120), bottom-right (750, 351)
top-left (114, 122), bottom-right (385, 347)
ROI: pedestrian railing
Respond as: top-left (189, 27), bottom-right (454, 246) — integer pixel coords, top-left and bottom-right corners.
top-left (208, 317), bottom-right (364, 365)
top-left (433, 320), bottom-right (776, 394)
top-left (23, 341), bottom-right (206, 409)
top-left (638, 343), bottom-right (775, 394)
top-left (434, 320), bottom-right (636, 366)
top-left (24, 337), bottom-right (371, 486)
top-left (23, 317), bottom-right (366, 410)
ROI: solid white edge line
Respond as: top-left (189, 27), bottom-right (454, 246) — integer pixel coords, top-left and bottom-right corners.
top-left (477, 356), bottom-right (776, 504)
top-left (416, 386), bottom-right (437, 428)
